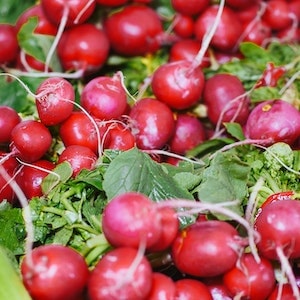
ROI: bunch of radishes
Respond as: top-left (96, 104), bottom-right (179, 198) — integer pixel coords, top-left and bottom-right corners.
top-left (0, 0), bottom-right (300, 299)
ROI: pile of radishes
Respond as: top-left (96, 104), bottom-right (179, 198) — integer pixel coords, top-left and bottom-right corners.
top-left (0, 0), bottom-right (300, 299)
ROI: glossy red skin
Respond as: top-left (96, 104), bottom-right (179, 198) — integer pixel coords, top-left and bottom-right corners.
top-left (0, 24), bottom-right (19, 65)
top-left (0, 106), bottom-right (21, 144)
top-left (169, 39), bottom-right (210, 68)
top-left (16, 160), bottom-right (55, 200)
top-left (10, 120), bottom-right (52, 163)
top-left (268, 284), bottom-right (300, 300)
top-left (241, 19), bottom-right (272, 46)
top-left (171, 220), bottom-right (240, 278)
top-left (148, 272), bottom-right (176, 300)
top-left (36, 77), bottom-right (75, 126)
top-left (223, 253), bottom-right (276, 300)
top-left (129, 98), bottom-right (175, 150)
top-left (226, 0), bottom-right (260, 10)
top-left (0, 153), bottom-right (19, 203)
top-left (173, 14), bottom-right (195, 39)
top-left (88, 247), bottom-right (153, 300)
top-left (235, 3), bottom-right (261, 24)
top-left (96, 0), bottom-right (128, 6)
top-left (151, 60), bottom-right (205, 110)
top-left (169, 113), bottom-right (206, 155)
top-left (40, 0), bottom-right (96, 27)
top-left (104, 4), bottom-right (163, 56)
top-left (288, 0), bottom-right (300, 20)
top-left (57, 23), bottom-right (110, 74)
top-left (148, 206), bottom-right (179, 252)
top-left (59, 112), bottom-right (109, 155)
top-left (203, 276), bottom-right (232, 300)
top-left (102, 192), bottom-right (161, 249)
top-left (194, 5), bottom-right (243, 52)
top-left (105, 123), bottom-right (135, 151)
top-left (15, 4), bottom-right (57, 35)
top-left (175, 279), bottom-right (213, 300)
top-left (80, 75), bottom-right (127, 120)
top-left (58, 145), bottom-right (97, 177)
top-left (244, 99), bottom-right (300, 146)
top-left (203, 73), bottom-right (250, 126)
top-left (254, 200), bottom-right (300, 260)
top-left (21, 244), bottom-right (89, 300)
top-left (262, 0), bottom-right (293, 30)
top-left (171, 0), bottom-right (210, 16)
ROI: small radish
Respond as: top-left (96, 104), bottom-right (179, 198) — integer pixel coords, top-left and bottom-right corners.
top-left (244, 99), bottom-right (300, 146)
top-left (148, 272), bottom-right (176, 300)
top-left (171, 220), bottom-right (241, 278)
top-left (35, 77), bottom-right (75, 126)
top-left (0, 106), bottom-right (21, 144)
top-left (58, 145), bottom-right (98, 177)
top-left (129, 98), bottom-right (175, 150)
top-left (102, 192), bottom-right (161, 249)
top-left (88, 247), bottom-right (153, 300)
top-left (80, 73), bottom-right (127, 120)
top-left (21, 244), bottom-right (89, 300)
top-left (10, 120), bottom-right (52, 163)
top-left (151, 60), bottom-right (205, 110)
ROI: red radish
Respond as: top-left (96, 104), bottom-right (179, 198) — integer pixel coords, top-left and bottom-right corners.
top-left (148, 206), bottom-right (179, 252)
top-left (254, 200), bottom-right (300, 260)
top-left (226, 0), bottom-right (260, 10)
top-left (169, 39), bottom-right (210, 68)
top-left (58, 145), bottom-right (98, 177)
top-left (16, 160), bottom-right (55, 199)
top-left (102, 192), bottom-right (161, 249)
top-left (88, 247), bottom-right (153, 300)
top-left (148, 272), bottom-right (176, 300)
top-left (129, 98), bottom-right (175, 150)
top-left (151, 60), bottom-right (205, 110)
top-left (194, 5), bottom-right (243, 52)
top-left (80, 74), bottom-right (127, 120)
top-left (103, 4), bottom-right (163, 56)
top-left (15, 4), bottom-right (57, 35)
top-left (21, 244), bottom-right (89, 300)
top-left (173, 14), bottom-right (195, 39)
top-left (40, 0), bottom-right (96, 28)
top-left (171, 0), bottom-right (210, 16)
top-left (222, 253), bottom-right (276, 300)
top-left (59, 111), bottom-right (110, 155)
top-left (57, 23), bottom-right (110, 74)
top-left (10, 120), bottom-right (52, 163)
top-left (262, 0), bottom-right (293, 30)
top-left (235, 3), bottom-right (261, 25)
top-left (175, 278), bottom-right (213, 300)
top-left (0, 152), bottom-right (18, 203)
top-left (105, 123), bottom-right (135, 151)
top-left (268, 283), bottom-right (300, 300)
top-left (244, 99), bottom-right (300, 146)
top-left (0, 106), bottom-right (21, 144)
top-left (203, 276), bottom-right (232, 300)
top-left (171, 220), bottom-right (241, 278)
top-left (0, 24), bottom-right (19, 65)
top-left (35, 77), bottom-right (75, 126)
top-left (203, 73), bottom-right (250, 126)
top-left (168, 113), bottom-right (206, 155)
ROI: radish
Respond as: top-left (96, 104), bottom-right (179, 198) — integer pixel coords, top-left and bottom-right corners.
top-left (10, 120), bottom-right (52, 163)
top-left (244, 99), bottom-right (300, 146)
top-left (101, 192), bottom-right (162, 249)
top-left (0, 106), bottom-right (21, 144)
top-left (0, 24), bottom-right (19, 65)
top-left (171, 220), bottom-right (242, 278)
top-left (80, 73), bottom-right (127, 121)
top-left (171, 0), bottom-right (210, 16)
top-left (148, 272), bottom-right (176, 300)
top-left (21, 244), bottom-right (89, 300)
top-left (88, 246), bottom-right (153, 300)
top-left (35, 77), bottom-right (75, 126)
top-left (129, 97), bottom-right (175, 150)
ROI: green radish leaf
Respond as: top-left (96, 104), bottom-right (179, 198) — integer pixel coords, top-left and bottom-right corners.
top-left (103, 148), bottom-right (194, 202)
top-left (42, 162), bottom-right (73, 194)
top-left (223, 122), bottom-right (245, 141)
